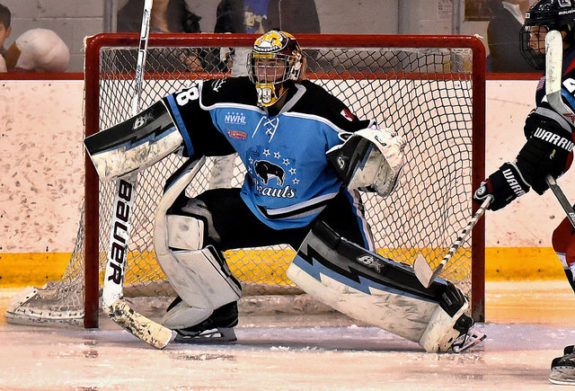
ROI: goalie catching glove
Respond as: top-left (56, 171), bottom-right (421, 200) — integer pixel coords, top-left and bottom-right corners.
top-left (474, 112), bottom-right (574, 210)
top-left (327, 126), bottom-right (406, 197)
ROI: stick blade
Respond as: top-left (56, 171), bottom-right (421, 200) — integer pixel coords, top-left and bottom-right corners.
top-left (413, 254), bottom-right (434, 288)
top-left (107, 300), bottom-right (174, 349)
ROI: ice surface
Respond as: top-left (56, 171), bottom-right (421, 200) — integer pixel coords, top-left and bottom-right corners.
top-left (1, 281), bottom-right (574, 390)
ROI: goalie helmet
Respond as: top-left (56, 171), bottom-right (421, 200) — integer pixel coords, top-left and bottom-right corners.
top-left (520, 0), bottom-right (575, 70)
top-left (247, 30), bottom-right (304, 107)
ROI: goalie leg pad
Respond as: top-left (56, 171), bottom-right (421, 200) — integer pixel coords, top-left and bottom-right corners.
top-left (84, 101), bottom-right (184, 181)
top-left (154, 158), bottom-right (241, 330)
top-left (287, 222), bottom-right (473, 352)
top-left (159, 246), bottom-right (242, 329)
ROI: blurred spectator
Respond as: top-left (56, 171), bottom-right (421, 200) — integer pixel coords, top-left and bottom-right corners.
top-left (486, 0), bottom-right (535, 72)
top-left (117, 0), bottom-right (201, 34)
top-left (4, 28), bottom-right (70, 72)
top-left (214, 0), bottom-right (320, 74)
top-left (215, 0), bottom-right (320, 34)
top-left (0, 3), bottom-right (11, 72)
top-left (116, 0), bottom-right (203, 72)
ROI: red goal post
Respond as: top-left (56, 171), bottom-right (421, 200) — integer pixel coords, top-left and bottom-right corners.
top-left (9, 33), bottom-right (486, 329)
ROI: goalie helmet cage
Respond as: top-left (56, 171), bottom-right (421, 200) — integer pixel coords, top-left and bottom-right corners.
top-left (11, 33), bottom-right (487, 329)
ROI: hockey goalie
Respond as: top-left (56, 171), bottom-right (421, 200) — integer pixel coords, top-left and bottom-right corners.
top-left (84, 29), bottom-right (484, 352)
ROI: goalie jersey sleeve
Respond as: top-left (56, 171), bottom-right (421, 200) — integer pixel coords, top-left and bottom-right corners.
top-left (163, 77), bottom-right (370, 230)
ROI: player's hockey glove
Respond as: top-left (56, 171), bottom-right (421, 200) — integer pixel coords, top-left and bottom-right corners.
top-left (517, 114), bottom-right (574, 194)
top-left (473, 162), bottom-right (530, 211)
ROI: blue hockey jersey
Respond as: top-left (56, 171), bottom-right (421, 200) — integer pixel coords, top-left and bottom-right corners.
top-left (163, 77), bottom-right (370, 230)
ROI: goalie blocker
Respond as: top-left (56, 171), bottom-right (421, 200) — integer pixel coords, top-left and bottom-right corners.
top-left (84, 100), bottom-right (184, 181)
top-left (287, 222), bottom-right (485, 353)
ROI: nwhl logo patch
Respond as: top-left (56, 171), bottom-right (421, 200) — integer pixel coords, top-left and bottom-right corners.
top-left (559, 0), bottom-right (572, 8)
top-left (533, 127), bottom-right (575, 152)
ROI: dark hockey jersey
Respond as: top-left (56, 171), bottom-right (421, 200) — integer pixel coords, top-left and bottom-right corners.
top-left (534, 45), bottom-right (575, 130)
top-left (163, 77), bottom-right (370, 229)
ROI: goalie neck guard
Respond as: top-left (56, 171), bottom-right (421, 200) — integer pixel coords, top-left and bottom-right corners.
top-left (247, 30), bottom-right (304, 108)
top-left (520, 0), bottom-right (575, 70)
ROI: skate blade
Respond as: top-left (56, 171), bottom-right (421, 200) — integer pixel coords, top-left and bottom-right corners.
top-left (550, 368), bottom-right (575, 385)
top-left (174, 327), bottom-right (237, 344)
top-left (451, 328), bottom-right (486, 353)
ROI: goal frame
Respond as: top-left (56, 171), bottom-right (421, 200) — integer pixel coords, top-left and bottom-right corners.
top-left (84, 33), bottom-right (486, 328)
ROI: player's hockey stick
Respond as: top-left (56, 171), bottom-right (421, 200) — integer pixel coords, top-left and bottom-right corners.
top-left (413, 195), bottom-right (493, 288)
top-left (545, 30), bottom-right (574, 121)
top-left (99, 0), bottom-right (173, 349)
top-left (414, 30), bottom-right (571, 289)
top-left (546, 175), bottom-right (575, 229)
top-left (544, 31), bottom-right (575, 230)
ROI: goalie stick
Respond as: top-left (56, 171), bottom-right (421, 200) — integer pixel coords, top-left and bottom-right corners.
top-left (413, 195), bottom-right (493, 288)
top-left (99, 0), bottom-right (173, 349)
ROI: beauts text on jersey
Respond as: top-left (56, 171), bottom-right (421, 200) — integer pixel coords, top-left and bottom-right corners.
top-left (163, 77), bottom-right (370, 230)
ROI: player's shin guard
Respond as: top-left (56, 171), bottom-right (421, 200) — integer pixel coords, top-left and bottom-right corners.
top-left (287, 222), bottom-right (481, 353)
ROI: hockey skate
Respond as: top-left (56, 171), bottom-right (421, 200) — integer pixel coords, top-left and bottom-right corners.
top-left (450, 327), bottom-right (486, 353)
top-left (449, 315), bottom-right (486, 353)
top-left (173, 301), bottom-right (239, 344)
top-left (549, 348), bottom-right (575, 385)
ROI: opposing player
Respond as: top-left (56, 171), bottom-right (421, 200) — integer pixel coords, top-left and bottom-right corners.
top-left (472, 0), bottom-right (575, 383)
top-left (85, 30), bottom-right (483, 352)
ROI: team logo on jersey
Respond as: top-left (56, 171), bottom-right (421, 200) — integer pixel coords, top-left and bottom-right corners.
top-left (248, 150), bottom-right (298, 199)
top-left (255, 160), bottom-right (285, 186)
top-left (340, 108), bottom-right (356, 122)
top-left (225, 111), bottom-right (247, 125)
top-left (559, 0), bottom-right (572, 8)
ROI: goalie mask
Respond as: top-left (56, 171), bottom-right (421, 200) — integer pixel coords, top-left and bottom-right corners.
top-left (520, 0), bottom-right (575, 70)
top-left (247, 30), bottom-right (304, 107)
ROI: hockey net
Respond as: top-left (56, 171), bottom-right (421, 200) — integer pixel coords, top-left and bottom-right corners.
top-left (6, 33), bottom-right (486, 327)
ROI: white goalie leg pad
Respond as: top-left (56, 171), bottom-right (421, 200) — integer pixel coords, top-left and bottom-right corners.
top-left (326, 127), bottom-right (406, 197)
top-left (287, 222), bottom-right (474, 353)
top-left (419, 299), bottom-right (468, 353)
top-left (84, 100), bottom-right (184, 181)
top-left (153, 158), bottom-right (241, 329)
top-left (159, 247), bottom-right (242, 329)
